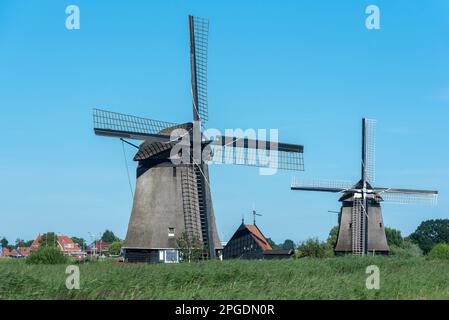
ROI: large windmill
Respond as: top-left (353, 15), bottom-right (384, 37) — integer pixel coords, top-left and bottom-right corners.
top-left (93, 15), bottom-right (304, 263)
top-left (291, 118), bottom-right (438, 255)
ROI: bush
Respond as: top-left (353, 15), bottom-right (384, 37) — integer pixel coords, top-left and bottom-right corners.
top-left (295, 238), bottom-right (333, 258)
top-left (427, 243), bottom-right (449, 260)
top-left (26, 246), bottom-right (68, 265)
top-left (109, 241), bottom-right (123, 256)
top-left (389, 240), bottom-right (422, 258)
top-left (409, 219), bottom-right (449, 254)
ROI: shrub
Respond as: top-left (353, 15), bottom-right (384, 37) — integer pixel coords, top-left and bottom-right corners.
top-left (409, 219), bottom-right (449, 254)
top-left (427, 243), bottom-right (449, 260)
top-left (26, 246), bottom-right (68, 265)
top-left (389, 240), bottom-right (422, 258)
top-left (295, 238), bottom-right (333, 258)
top-left (109, 241), bottom-right (123, 256)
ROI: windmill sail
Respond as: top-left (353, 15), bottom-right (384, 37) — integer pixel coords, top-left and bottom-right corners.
top-left (291, 178), bottom-right (354, 193)
top-left (93, 108), bottom-right (181, 142)
top-left (375, 188), bottom-right (438, 206)
top-left (189, 15), bottom-right (209, 123)
top-left (362, 118), bottom-right (376, 184)
top-left (208, 136), bottom-right (304, 171)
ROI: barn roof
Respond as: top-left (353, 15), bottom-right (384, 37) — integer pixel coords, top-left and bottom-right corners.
top-left (244, 225), bottom-right (273, 251)
top-left (226, 223), bottom-right (273, 252)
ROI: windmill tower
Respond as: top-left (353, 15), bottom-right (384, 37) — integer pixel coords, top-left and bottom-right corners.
top-left (93, 16), bottom-right (305, 263)
top-left (291, 118), bottom-right (438, 255)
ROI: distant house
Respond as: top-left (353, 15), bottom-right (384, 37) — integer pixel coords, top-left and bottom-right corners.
top-left (17, 247), bottom-right (30, 257)
top-left (9, 249), bottom-right (22, 258)
top-left (1, 248), bottom-right (10, 257)
top-left (86, 241), bottom-right (110, 256)
top-left (30, 235), bottom-right (83, 257)
top-left (223, 222), bottom-right (294, 260)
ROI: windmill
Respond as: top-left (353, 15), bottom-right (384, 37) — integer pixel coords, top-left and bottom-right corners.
top-left (93, 15), bottom-right (304, 263)
top-left (291, 118), bottom-right (438, 255)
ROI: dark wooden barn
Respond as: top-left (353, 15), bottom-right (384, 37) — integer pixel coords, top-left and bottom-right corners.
top-left (223, 222), bottom-right (295, 260)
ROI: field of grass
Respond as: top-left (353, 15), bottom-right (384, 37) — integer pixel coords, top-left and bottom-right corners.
top-left (1, 256), bottom-right (449, 299)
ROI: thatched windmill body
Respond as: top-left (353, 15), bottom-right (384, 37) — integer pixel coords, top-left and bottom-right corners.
top-left (291, 119), bottom-right (437, 255)
top-left (94, 16), bottom-right (305, 262)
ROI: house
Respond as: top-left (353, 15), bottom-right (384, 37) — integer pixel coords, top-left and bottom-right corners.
top-left (1, 248), bottom-right (10, 257)
top-left (30, 235), bottom-right (83, 257)
top-left (17, 247), bottom-right (30, 257)
top-left (86, 241), bottom-right (110, 256)
top-left (223, 221), bottom-right (294, 260)
top-left (9, 249), bottom-right (22, 258)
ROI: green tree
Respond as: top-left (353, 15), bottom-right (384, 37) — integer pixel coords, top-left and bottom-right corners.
top-left (23, 240), bottom-right (34, 247)
top-left (281, 239), bottom-right (296, 251)
top-left (427, 243), bottom-right (449, 260)
top-left (409, 219), bottom-right (449, 254)
top-left (176, 232), bottom-right (206, 263)
top-left (101, 230), bottom-right (120, 243)
top-left (296, 238), bottom-right (333, 258)
top-left (389, 239), bottom-right (422, 258)
top-left (385, 227), bottom-right (403, 247)
top-left (327, 225), bottom-right (339, 247)
top-left (15, 239), bottom-right (25, 248)
top-left (40, 232), bottom-right (58, 248)
top-left (109, 241), bottom-right (123, 255)
top-left (26, 246), bottom-right (68, 265)
top-left (71, 237), bottom-right (87, 250)
top-left (0, 237), bottom-right (9, 249)
top-left (266, 238), bottom-right (279, 249)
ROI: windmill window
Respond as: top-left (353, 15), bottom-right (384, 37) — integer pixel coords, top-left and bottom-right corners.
top-left (168, 228), bottom-right (176, 237)
top-left (379, 222), bottom-right (383, 228)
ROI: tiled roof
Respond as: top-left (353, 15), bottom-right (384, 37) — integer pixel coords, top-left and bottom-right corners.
top-left (30, 235), bottom-right (81, 253)
top-left (244, 224), bottom-right (273, 251)
top-left (57, 236), bottom-right (81, 252)
top-left (2, 248), bottom-right (10, 256)
top-left (17, 247), bottom-right (30, 257)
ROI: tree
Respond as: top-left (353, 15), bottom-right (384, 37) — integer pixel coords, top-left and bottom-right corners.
top-left (409, 219), bottom-right (449, 254)
top-left (327, 225), bottom-right (339, 247)
top-left (296, 238), bottom-right (333, 258)
top-left (385, 227), bottom-right (403, 247)
top-left (15, 239), bottom-right (25, 247)
top-left (389, 239), bottom-right (422, 258)
top-left (71, 237), bottom-right (87, 250)
top-left (26, 246), bottom-right (68, 265)
top-left (101, 230), bottom-right (120, 243)
top-left (24, 240), bottom-right (34, 247)
top-left (109, 241), bottom-right (123, 256)
top-left (0, 237), bottom-right (9, 249)
top-left (266, 238), bottom-right (280, 249)
top-left (176, 232), bottom-right (206, 263)
top-left (281, 239), bottom-right (296, 251)
top-left (40, 232), bottom-right (58, 248)
top-left (427, 243), bottom-right (449, 260)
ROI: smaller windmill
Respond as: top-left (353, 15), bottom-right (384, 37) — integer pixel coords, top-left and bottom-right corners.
top-left (291, 118), bottom-right (438, 255)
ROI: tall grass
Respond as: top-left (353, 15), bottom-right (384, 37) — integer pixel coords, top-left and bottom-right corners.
top-left (1, 257), bottom-right (448, 300)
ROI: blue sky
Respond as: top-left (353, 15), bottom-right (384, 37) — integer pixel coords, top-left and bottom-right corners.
top-left (0, 1), bottom-right (448, 245)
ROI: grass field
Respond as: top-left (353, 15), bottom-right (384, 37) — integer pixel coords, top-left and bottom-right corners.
top-left (1, 256), bottom-right (449, 299)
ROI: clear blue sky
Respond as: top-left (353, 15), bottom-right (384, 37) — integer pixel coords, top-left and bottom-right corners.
top-left (1, 1), bottom-right (448, 245)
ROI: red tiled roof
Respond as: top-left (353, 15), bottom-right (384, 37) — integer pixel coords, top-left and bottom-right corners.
top-left (57, 236), bottom-right (81, 253)
top-left (17, 247), bottom-right (30, 257)
top-left (245, 224), bottom-right (273, 251)
top-left (2, 248), bottom-right (10, 256)
top-left (9, 249), bottom-right (20, 257)
top-left (30, 234), bottom-right (81, 253)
